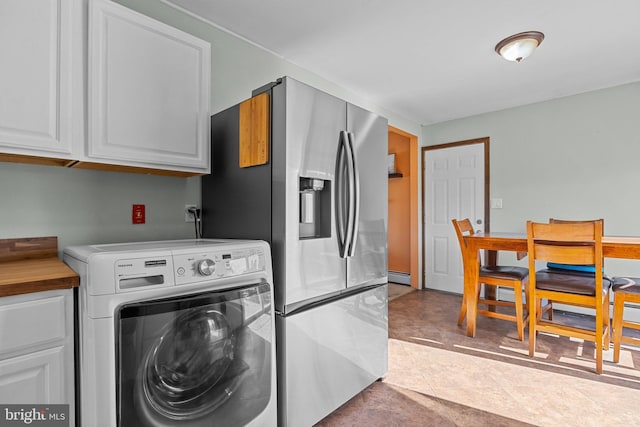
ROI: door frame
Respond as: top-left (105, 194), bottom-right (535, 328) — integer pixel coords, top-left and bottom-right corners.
top-left (421, 137), bottom-right (491, 287)
top-left (388, 126), bottom-right (419, 289)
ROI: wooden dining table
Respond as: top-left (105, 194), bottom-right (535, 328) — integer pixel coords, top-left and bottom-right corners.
top-left (462, 232), bottom-right (640, 337)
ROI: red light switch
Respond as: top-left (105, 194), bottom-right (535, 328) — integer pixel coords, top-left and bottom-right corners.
top-left (132, 204), bottom-right (145, 224)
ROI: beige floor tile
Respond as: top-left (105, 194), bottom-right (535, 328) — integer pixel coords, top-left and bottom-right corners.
top-left (317, 289), bottom-right (640, 426)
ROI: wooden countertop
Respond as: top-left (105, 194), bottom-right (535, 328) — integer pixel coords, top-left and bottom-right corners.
top-left (0, 237), bottom-right (79, 298)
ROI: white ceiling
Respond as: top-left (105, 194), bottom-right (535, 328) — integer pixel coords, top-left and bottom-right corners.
top-left (164, 0), bottom-right (640, 126)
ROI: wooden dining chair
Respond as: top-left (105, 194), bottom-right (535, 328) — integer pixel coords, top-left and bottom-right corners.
top-left (538, 218), bottom-right (605, 321)
top-left (526, 219), bottom-right (611, 374)
top-left (610, 277), bottom-right (640, 363)
top-left (452, 218), bottom-right (529, 340)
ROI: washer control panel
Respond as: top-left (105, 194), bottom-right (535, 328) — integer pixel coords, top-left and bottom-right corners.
top-left (173, 247), bottom-right (266, 285)
top-left (115, 256), bottom-right (174, 292)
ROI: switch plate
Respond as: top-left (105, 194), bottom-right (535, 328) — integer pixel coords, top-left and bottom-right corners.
top-left (185, 205), bottom-right (197, 222)
top-left (491, 198), bottom-right (503, 209)
top-left (132, 204), bottom-right (145, 224)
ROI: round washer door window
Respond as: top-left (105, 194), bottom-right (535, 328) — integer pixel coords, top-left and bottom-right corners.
top-left (143, 307), bottom-right (236, 419)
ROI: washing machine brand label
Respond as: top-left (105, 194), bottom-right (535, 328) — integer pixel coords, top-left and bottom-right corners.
top-left (0, 405), bottom-right (68, 426)
top-left (144, 260), bottom-right (167, 267)
top-left (117, 263), bottom-right (134, 268)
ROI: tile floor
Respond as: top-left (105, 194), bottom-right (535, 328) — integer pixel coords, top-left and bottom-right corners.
top-left (316, 286), bottom-right (640, 426)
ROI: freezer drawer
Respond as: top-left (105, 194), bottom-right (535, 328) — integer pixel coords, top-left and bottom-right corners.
top-left (276, 284), bottom-right (388, 426)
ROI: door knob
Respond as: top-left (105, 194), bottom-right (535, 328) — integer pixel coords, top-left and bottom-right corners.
top-left (476, 219), bottom-right (483, 224)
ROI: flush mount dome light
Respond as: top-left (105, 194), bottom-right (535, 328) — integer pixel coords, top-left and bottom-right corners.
top-left (495, 31), bottom-right (545, 62)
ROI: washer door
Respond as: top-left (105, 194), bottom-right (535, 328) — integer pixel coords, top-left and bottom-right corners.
top-left (143, 307), bottom-right (236, 419)
top-left (116, 282), bottom-right (273, 427)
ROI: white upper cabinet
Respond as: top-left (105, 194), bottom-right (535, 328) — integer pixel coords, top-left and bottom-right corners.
top-left (0, 0), bottom-right (76, 160)
top-left (0, 0), bottom-right (211, 175)
top-left (87, 0), bottom-right (211, 173)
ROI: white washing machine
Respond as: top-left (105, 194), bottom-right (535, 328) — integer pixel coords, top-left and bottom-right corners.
top-left (63, 239), bottom-right (276, 427)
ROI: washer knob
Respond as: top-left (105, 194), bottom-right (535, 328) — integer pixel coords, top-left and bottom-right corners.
top-left (197, 259), bottom-right (215, 276)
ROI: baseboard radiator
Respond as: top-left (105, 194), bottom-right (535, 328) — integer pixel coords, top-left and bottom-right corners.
top-left (388, 271), bottom-right (410, 285)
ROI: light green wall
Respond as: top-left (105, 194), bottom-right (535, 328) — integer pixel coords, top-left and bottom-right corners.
top-left (0, 0), bottom-right (419, 253)
top-left (422, 81), bottom-right (640, 275)
top-left (0, 162), bottom-right (201, 251)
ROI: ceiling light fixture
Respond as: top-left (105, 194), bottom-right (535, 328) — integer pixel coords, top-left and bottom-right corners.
top-left (495, 31), bottom-right (545, 63)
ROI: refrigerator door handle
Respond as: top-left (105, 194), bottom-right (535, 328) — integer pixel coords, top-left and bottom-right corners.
top-left (347, 132), bottom-right (360, 256)
top-left (336, 131), bottom-right (349, 258)
top-left (344, 131), bottom-right (357, 257)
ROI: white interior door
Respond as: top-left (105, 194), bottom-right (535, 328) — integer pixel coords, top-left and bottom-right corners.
top-left (423, 143), bottom-right (485, 293)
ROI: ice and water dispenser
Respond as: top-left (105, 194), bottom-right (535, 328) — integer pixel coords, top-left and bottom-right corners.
top-left (299, 177), bottom-right (331, 239)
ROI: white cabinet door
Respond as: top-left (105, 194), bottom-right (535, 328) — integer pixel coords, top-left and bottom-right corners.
top-left (0, 0), bottom-right (76, 158)
top-left (88, 0), bottom-right (211, 173)
top-left (0, 347), bottom-right (66, 404)
top-left (0, 289), bottom-right (74, 423)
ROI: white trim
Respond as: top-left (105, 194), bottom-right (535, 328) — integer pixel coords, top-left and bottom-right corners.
top-left (159, 0), bottom-right (285, 59)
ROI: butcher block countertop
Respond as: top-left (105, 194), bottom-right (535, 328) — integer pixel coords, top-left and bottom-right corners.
top-left (0, 237), bottom-right (79, 297)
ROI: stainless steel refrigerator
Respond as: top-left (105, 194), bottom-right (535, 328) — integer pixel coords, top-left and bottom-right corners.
top-left (202, 76), bottom-right (388, 426)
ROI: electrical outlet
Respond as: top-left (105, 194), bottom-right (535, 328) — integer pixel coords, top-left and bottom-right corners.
top-left (185, 205), bottom-right (197, 222)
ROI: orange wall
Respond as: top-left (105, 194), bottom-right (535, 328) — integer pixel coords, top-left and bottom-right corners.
top-left (388, 132), bottom-right (411, 273)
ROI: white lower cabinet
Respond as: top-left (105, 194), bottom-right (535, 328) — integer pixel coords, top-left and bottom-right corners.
top-left (0, 290), bottom-right (75, 425)
top-left (0, 347), bottom-right (66, 404)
